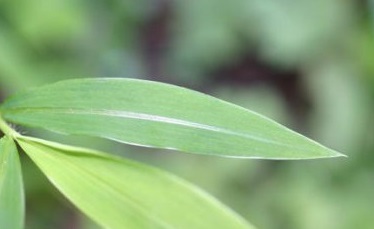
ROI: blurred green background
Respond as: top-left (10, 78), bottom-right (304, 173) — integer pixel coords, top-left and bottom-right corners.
top-left (1, 0), bottom-right (374, 228)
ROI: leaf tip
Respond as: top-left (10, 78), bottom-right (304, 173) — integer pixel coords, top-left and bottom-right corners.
top-left (317, 147), bottom-right (347, 159)
top-left (333, 151), bottom-right (348, 158)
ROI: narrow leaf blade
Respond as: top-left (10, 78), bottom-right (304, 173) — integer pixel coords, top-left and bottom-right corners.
top-left (0, 136), bottom-right (24, 229)
top-left (17, 136), bottom-right (255, 229)
top-left (1, 78), bottom-right (344, 159)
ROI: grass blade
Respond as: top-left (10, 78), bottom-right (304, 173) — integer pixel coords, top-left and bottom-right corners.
top-left (2, 78), bottom-right (344, 159)
top-left (17, 136), bottom-right (255, 229)
top-left (0, 136), bottom-right (24, 229)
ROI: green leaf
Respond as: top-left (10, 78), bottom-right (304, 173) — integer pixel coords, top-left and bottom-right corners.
top-left (16, 136), bottom-right (255, 229)
top-left (1, 78), bottom-right (343, 159)
top-left (0, 136), bottom-right (24, 229)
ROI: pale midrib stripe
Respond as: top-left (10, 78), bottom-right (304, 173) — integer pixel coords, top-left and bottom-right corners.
top-left (6, 107), bottom-right (295, 148)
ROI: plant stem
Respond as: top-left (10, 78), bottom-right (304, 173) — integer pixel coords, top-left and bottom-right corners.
top-left (0, 115), bottom-right (19, 138)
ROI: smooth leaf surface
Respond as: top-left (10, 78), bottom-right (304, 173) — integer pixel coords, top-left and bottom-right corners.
top-left (17, 136), bottom-right (254, 229)
top-left (0, 136), bottom-right (24, 229)
top-left (2, 78), bottom-right (343, 159)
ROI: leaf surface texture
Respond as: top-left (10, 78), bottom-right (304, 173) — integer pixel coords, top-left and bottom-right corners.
top-left (0, 136), bottom-right (24, 229)
top-left (17, 136), bottom-right (254, 229)
top-left (2, 78), bottom-right (343, 159)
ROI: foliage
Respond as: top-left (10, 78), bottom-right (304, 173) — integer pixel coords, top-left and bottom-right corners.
top-left (0, 78), bottom-right (341, 228)
top-left (1, 0), bottom-right (373, 228)
top-left (0, 136), bottom-right (24, 229)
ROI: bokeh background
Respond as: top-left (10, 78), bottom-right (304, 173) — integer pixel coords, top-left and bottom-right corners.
top-left (1, 0), bottom-right (374, 228)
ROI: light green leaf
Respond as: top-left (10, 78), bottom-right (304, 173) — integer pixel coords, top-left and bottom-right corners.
top-left (16, 135), bottom-right (254, 229)
top-left (0, 136), bottom-right (24, 229)
top-left (1, 78), bottom-right (343, 159)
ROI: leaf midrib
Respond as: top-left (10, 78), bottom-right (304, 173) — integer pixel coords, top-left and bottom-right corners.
top-left (4, 107), bottom-right (297, 148)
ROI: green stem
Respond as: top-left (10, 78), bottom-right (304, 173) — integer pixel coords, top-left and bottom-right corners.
top-left (0, 115), bottom-right (19, 138)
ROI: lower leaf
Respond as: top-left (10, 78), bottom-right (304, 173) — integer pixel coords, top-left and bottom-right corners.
top-left (16, 136), bottom-right (255, 229)
top-left (0, 136), bottom-right (24, 229)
